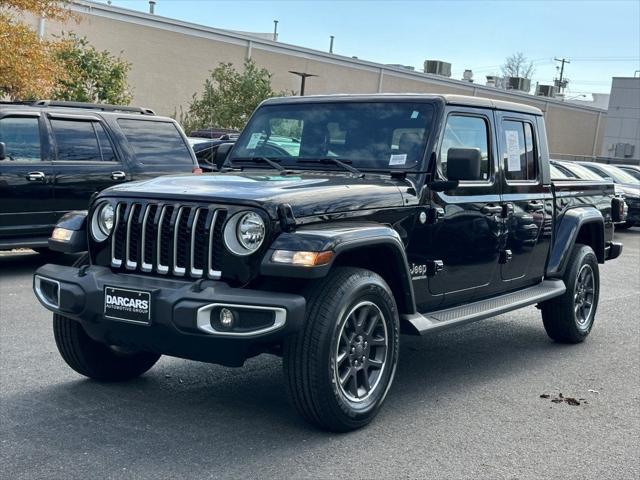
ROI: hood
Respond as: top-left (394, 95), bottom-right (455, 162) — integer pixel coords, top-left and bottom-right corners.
top-left (100, 171), bottom-right (407, 219)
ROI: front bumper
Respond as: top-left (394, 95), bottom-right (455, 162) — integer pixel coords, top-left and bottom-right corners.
top-left (33, 264), bottom-right (305, 367)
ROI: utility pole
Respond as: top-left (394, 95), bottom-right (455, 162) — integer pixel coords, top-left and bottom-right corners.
top-left (554, 57), bottom-right (570, 93)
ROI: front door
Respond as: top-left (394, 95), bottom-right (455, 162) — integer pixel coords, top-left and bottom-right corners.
top-left (496, 112), bottom-right (550, 286)
top-left (420, 109), bottom-right (502, 309)
top-left (0, 114), bottom-right (55, 240)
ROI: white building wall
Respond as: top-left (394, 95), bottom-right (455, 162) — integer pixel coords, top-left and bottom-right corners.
top-left (601, 77), bottom-right (640, 160)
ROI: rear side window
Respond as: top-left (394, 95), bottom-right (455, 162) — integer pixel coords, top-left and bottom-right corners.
top-left (0, 116), bottom-right (41, 162)
top-left (502, 120), bottom-right (537, 182)
top-left (117, 119), bottom-right (193, 165)
top-left (51, 119), bottom-right (116, 162)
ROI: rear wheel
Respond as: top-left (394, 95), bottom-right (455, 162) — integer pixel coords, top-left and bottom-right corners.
top-left (52, 253), bottom-right (160, 381)
top-left (540, 244), bottom-right (600, 343)
top-left (283, 267), bottom-right (399, 432)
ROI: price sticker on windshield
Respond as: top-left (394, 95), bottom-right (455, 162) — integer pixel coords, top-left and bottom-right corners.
top-left (389, 153), bottom-right (407, 166)
top-left (247, 132), bottom-right (263, 149)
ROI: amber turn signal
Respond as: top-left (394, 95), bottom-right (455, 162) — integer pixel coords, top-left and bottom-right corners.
top-left (271, 250), bottom-right (334, 266)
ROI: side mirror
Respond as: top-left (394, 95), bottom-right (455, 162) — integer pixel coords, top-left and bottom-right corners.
top-left (446, 148), bottom-right (482, 182)
top-left (0, 142), bottom-right (6, 161)
top-left (214, 142), bottom-right (235, 170)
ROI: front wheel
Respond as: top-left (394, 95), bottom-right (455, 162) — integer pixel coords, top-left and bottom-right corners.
top-left (540, 244), bottom-right (600, 343)
top-left (283, 267), bottom-right (400, 432)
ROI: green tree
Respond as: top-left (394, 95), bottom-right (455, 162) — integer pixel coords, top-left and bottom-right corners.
top-left (52, 33), bottom-right (133, 104)
top-left (179, 59), bottom-right (281, 133)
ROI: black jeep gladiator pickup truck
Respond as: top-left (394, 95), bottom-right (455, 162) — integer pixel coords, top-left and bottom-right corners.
top-left (33, 94), bottom-right (624, 432)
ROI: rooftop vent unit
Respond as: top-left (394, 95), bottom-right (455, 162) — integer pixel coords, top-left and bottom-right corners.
top-left (486, 75), bottom-right (505, 89)
top-left (507, 76), bottom-right (531, 92)
top-left (462, 69), bottom-right (474, 82)
top-left (535, 84), bottom-right (557, 97)
top-left (424, 60), bottom-right (451, 77)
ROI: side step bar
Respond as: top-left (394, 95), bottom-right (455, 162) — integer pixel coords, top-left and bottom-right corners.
top-left (402, 279), bottom-right (566, 335)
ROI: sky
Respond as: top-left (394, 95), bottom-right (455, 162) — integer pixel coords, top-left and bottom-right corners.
top-left (102, 0), bottom-right (639, 97)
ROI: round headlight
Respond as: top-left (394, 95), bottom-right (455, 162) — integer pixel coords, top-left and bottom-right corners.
top-left (91, 203), bottom-right (115, 242)
top-left (223, 211), bottom-right (265, 255)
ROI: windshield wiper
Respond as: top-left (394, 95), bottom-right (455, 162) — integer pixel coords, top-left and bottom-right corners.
top-left (297, 158), bottom-right (364, 178)
top-left (230, 156), bottom-right (287, 173)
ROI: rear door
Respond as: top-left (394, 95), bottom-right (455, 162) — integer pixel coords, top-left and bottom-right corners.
top-left (496, 112), bottom-right (551, 285)
top-left (0, 114), bottom-right (55, 240)
top-left (49, 115), bottom-right (125, 220)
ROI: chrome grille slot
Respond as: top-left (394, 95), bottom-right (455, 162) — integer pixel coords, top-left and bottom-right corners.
top-left (108, 201), bottom-right (227, 279)
top-left (125, 204), bottom-right (139, 270)
top-left (110, 203), bottom-right (124, 268)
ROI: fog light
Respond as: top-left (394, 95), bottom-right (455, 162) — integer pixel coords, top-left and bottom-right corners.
top-left (219, 308), bottom-right (235, 329)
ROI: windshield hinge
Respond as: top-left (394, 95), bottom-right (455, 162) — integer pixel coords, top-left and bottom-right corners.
top-left (278, 204), bottom-right (297, 232)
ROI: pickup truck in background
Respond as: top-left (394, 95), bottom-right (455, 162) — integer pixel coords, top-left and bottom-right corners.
top-left (0, 101), bottom-right (200, 251)
top-left (34, 94), bottom-right (623, 431)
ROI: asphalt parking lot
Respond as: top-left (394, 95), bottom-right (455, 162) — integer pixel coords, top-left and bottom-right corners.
top-left (1, 230), bottom-right (638, 480)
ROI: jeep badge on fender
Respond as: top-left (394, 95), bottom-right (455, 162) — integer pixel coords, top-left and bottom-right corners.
top-left (33, 94), bottom-right (622, 432)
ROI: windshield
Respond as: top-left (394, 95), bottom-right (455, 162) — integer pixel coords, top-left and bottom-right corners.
top-left (586, 163), bottom-right (640, 184)
top-left (555, 161), bottom-right (603, 181)
top-left (229, 101), bottom-right (435, 171)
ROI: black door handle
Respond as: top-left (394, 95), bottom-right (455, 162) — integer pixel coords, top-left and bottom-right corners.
top-left (527, 200), bottom-right (545, 212)
top-left (481, 205), bottom-right (502, 215)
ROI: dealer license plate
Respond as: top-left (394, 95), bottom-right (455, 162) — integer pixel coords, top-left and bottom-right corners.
top-left (104, 286), bottom-right (151, 324)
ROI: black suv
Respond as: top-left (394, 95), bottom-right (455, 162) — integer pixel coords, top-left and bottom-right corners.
top-left (0, 100), bottom-right (199, 251)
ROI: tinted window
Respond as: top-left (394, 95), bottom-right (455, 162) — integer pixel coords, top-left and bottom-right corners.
top-left (95, 123), bottom-right (117, 161)
top-left (117, 119), bottom-right (193, 165)
top-left (440, 115), bottom-right (490, 180)
top-left (52, 119), bottom-right (102, 161)
top-left (503, 120), bottom-right (537, 181)
top-left (0, 116), bottom-right (41, 162)
top-left (230, 102), bottom-right (435, 170)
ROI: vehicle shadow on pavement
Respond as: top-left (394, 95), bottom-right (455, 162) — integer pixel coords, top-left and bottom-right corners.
top-left (0, 251), bottom-right (81, 276)
top-left (3, 314), bottom-right (573, 477)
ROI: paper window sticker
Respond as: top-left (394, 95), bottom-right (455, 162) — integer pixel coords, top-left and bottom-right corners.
top-left (389, 153), bottom-right (407, 166)
top-left (505, 130), bottom-right (521, 171)
top-left (411, 111), bottom-right (419, 119)
top-left (247, 132), bottom-right (263, 149)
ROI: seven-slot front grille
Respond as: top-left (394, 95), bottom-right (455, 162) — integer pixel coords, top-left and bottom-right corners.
top-left (109, 202), bottom-right (227, 279)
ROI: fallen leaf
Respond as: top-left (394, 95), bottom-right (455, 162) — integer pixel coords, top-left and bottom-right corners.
top-left (540, 394), bottom-right (550, 399)
top-left (565, 397), bottom-right (580, 406)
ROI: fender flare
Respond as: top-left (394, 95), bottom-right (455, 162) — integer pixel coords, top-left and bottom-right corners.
top-left (546, 206), bottom-right (604, 277)
top-left (260, 223), bottom-right (417, 314)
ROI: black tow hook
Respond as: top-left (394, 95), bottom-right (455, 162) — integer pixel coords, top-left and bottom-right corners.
top-left (191, 278), bottom-right (215, 293)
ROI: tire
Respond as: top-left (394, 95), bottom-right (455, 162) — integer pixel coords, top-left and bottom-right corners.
top-left (283, 267), bottom-right (400, 432)
top-left (52, 253), bottom-right (161, 381)
top-left (616, 222), bottom-right (632, 230)
top-left (540, 244), bottom-right (600, 343)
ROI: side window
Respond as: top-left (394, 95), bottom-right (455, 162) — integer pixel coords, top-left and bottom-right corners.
top-left (502, 120), bottom-right (537, 182)
top-left (117, 119), bottom-right (193, 165)
top-left (0, 116), bottom-right (42, 162)
top-left (95, 123), bottom-right (117, 162)
top-left (52, 119), bottom-right (101, 161)
top-left (440, 115), bottom-right (490, 181)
